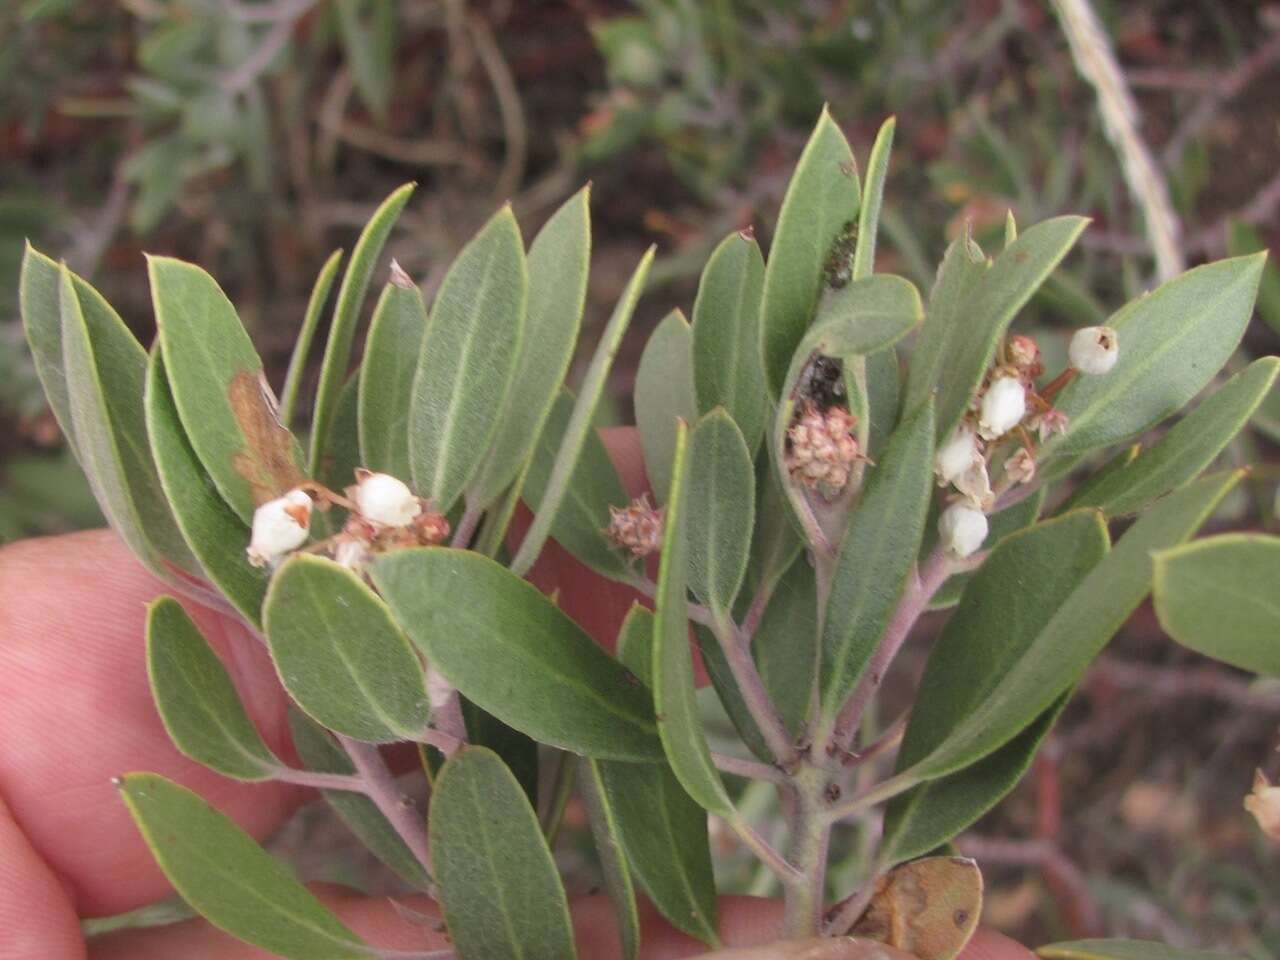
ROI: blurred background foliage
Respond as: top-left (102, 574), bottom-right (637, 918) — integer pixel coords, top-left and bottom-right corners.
top-left (3, 0), bottom-right (1280, 952)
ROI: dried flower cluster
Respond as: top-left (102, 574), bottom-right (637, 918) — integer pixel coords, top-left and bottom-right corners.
top-left (786, 404), bottom-right (862, 497)
top-left (246, 469), bottom-right (449, 571)
top-left (606, 495), bottom-right (664, 558)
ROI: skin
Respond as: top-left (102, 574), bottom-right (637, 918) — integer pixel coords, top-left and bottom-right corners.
top-left (0, 430), bottom-right (1035, 960)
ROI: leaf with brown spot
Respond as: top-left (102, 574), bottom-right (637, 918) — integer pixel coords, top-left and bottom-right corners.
top-left (852, 856), bottom-right (982, 960)
top-left (150, 256), bottom-right (306, 523)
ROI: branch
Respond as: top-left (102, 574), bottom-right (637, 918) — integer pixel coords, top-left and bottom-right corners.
top-left (271, 767), bottom-right (369, 792)
top-left (710, 616), bottom-right (799, 767)
top-left (712, 752), bottom-right (790, 785)
top-left (825, 770), bottom-right (918, 824)
top-left (728, 817), bottom-right (803, 886)
top-left (336, 735), bottom-right (432, 873)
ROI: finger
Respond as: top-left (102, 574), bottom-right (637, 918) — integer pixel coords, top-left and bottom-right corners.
top-left (0, 794), bottom-right (85, 960)
top-left (0, 530), bottom-right (303, 918)
top-left (958, 928), bottom-right (1038, 960)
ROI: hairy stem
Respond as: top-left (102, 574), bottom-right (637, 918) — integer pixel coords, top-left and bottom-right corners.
top-left (271, 767), bottom-right (370, 792)
top-left (449, 503), bottom-right (484, 549)
top-left (335, 735), bottom-right (432, 873)
top-left (782, 768), bottom-right (833, 937)
top-left (712, 615), bottom-right (798, 766)
top-left (825, 769), bottom-right (919, 824)
top-left (830, 548), bottom-right (954, 751)
top-left (712, 752), bottom-right (790, 785)
top-left (426, 668), bottom-right (468, 753)
top-left (729, 817), bottom-right (803, 885)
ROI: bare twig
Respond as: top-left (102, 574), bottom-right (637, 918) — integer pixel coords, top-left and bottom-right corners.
top-left (221, 1), bottom-right (316, 95)
top-left (1052, 0), bottom-right (1183, 282)
top-left (1089, 657), bottom-right (1280, 709)
top-left (956, 835), bottom-right (1102, 936)
top-left (467, 13), bottom-right (527, 202)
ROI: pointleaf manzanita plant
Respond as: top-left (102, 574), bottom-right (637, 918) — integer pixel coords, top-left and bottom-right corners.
top-left (19, 111), bottom-right (1280, 960)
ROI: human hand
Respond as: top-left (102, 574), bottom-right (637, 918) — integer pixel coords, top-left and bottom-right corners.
top-left (0, 432), bottom-right (1035, 960)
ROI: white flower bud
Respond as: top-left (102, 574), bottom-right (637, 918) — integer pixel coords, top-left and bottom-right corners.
top-left (935, 422), bottom-right (981, 486)
top-left (1069, 325), bottom-right (1119, 375)
top-left (977, 376), bottom-right (1027, 440)
top-left (247, 489), bottom-right (312, 568)
top-left (938, 502), bottom-right (988, 559)
top-left (352, 469), bottom-right (421, 528)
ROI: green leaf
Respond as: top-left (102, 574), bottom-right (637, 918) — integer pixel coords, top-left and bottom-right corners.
top-left (150, 256), bottom-right (305, 523)
top-left (852, 115), bottom-right (895, 281)
top-left (904, 216), bottom-right (1088, 440)
top-left (808, 274), bottom-right (925, 359)
top-left (616, 603), bottom-right (654, 686)
top-left (430, 747), bottom-right (577, 960)
top-left (521, 389), bottom-right (632, 582)
top-left (469, 186), bottom-right (592, 507)
top-left (635, 309), bottom-right (698, 503)
top-left (1225, 219), bottom-right (1280, 335)
top-left (1153, 534), bottom-right (1280, 677)
top-left (358, 275), bottom-right (427, 479)
top-left (865, 345), bottom-right (901, 459)
top-left (281, 247), bottom-right (343, 429)
top-left (1038, 940), bottom-right (1245, 960)
top-left (371, 549), bottom-right (663, 761)
top-left (753, 556), bottom-right (818, 737)
top-left (577, 758), bottom-right (642, 960)
top-left (597, 759), bottom-right (720, 947)
top-left (1060, 357), bottom-right (1280, 516)
top-left (817, 401), bottom-right (935, 727)
top-left (692, 230), bottom-right (767, 451)
top-left (760, 107), bottom-right (861, 395)
top-left (882, 512), bottom-right (1109, 862)
top-left (287, 710), bottom-right (433, 890)
top-left (319, 375), bottom-right (363, 495)
top-left (410, 206), bottom-right (528, 512)
top-left (1047, 254), bottom-right (1266, 457)
top-left (744, 456), bottom-right (802, 599)
top-left (903, 470), bottom-right (1241, 786)
top-left (928, 489), bottom-right (1047, 611)
top-left (510, 246), bottom-right (655, 576)
top-left (20, 244), bottom-right (82, 455)
top-left (264, 555), bottom-right (429, 743)
top-left (58, 264), bottom-right (200, 580)
top-left (461, 699), bottom-right (539, 807)
top-left (119, 773), bottom-right (372, 959)
top-left (687, 410), bottom-right (754, 615)
top-left (146, 597), bottom-right (278, 780)
top-left (146, 351), bottom-right (267, 624)
top-left (652, 422), bottom-right (734, 815)
top-left (309, 183), bottom-right (414, 474)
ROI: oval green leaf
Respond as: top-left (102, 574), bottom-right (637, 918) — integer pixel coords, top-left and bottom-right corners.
top-left (150, 255), bottom-right (305, 523)
top-left (652, 421), bottom-right (734, 815)
top-left (904, 470), bottom-right (1242, 785)
top-left (1060, 357), bottom-right (1280, 516)
top-left (1047, 253), bottom-right (1266, 457)
top-left (692, 230), bottom-right (767, 450)
top-left (510, 246), bottom-right (655, 576)
top-left (817, 401), bottom-right (935, 728)
top-left (20, 243), bottom-right (82, 454)
top-left (358, 274), bottom-right (428, 479)
top-left (59, 264), bottom-right (201, 581)
top-left (635, 309), bottom-right (698, 503)
top-left (370, 549), bottom-right (663, 761)
top-left (687, 409), bottom-right (754, 615)
top-left (469, 185), bottom-right (592, 507)
top-left (597, 758), bottom-right (721, 948)
top-left (309, 183), bottom-right (414, 473)
top-left (146, 597), bottom-right (279, 780)
top-left (430, 747), bottom-right (577, 960)
top-left (264, 554), bottom-right (429, 743)
top-left (146, 350), bottom-right (267, 625)
top-left (287, 709), bottom-right (433, 890)
top-left (119, 772), bottom-right (372, 959)
top-left (882, 511), bottom-right (1109, 862)
top-left (410, 206), bottom-right (528, 512)
top-left (760, 107), bottom-right (861, 395)
top-left (1153, 533), bottom-right (1280, 677)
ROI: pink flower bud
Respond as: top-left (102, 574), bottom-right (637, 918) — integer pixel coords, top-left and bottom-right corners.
top-left (1246, 769), bottom-right (1280, 841)
top-left (1069, 325), bottom-right (1119, 375)
top-left (938, 502), bottom-right (988, 559)
top-left (977, 376), bottom-right (1027, 440)
top-left (351, 469), bottom-right (422, 528)
top-left (246, 489), bottom-right (312, 568)
top-left (1005, 447), bottom-right (1036, 485)
top-left (1008, 334), bottom-right (1043, 377)
top-left (1034, 408), bottom-right (1069, 442)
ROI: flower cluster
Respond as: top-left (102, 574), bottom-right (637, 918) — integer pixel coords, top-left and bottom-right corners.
top-left (246, 469), bottom-right (449, 571)
top-left (934, 326), bottom-right (1118, 559)
top-left (606, 495), bottom-right (664, 558)
top-left (785, 404), bottom-right (862, 497)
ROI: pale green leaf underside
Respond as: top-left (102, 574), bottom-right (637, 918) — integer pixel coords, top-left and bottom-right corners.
top-left (686, 410), bottom-right (755, 616)
top-left (635, 309), bottom-right (698, 504)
